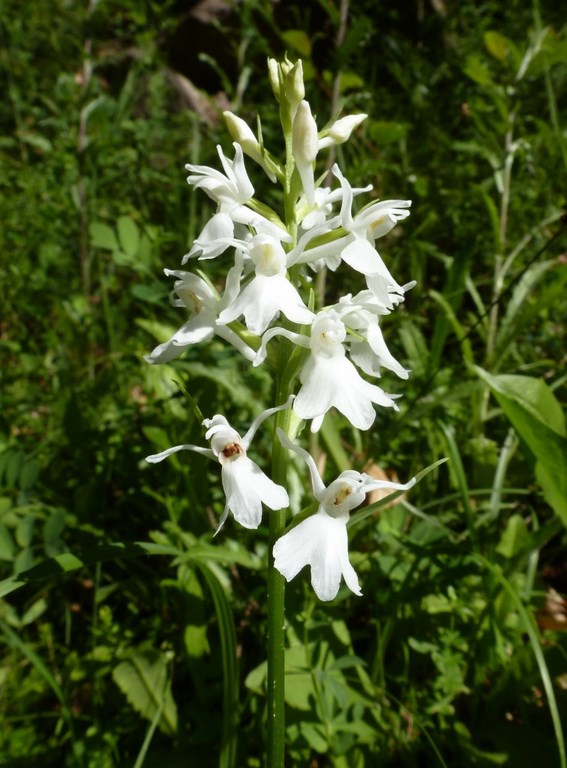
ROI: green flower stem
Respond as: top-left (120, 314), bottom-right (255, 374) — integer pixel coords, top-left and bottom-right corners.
top-left (266, 369), bottom-right (295, 768)
top-left (266, 77), bottom-right (302, 765)
top-left (266, 509), bottom-right (287, 768)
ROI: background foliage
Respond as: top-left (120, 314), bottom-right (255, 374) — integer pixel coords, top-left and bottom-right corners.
top-left (1, 0), bottom-right (566, 766)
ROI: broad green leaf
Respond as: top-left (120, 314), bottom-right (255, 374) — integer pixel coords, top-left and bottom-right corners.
top-left (337, 70), bottom-right (365, 92)
top-left (113, 650), bottom-right (177, 735)
top-left (280, 30), bottom-right (311, 57)
top-left (463, 54), bottom-right (494, 86)
top-left (496, 514), bottom-right (529, 559)
top-left (117, 216), bottom-right (140, 256)
top-left (298, 722), bottom-right (328, 752)
top-left (89, 221), bottom-right (119, 251)
top-left (484, 31), bottom-right (518, 64)
top-left (366, 119), bottom-right (409, 146)
top-left (0, 524), bottom-right (15, 561)
top-left (476, 370), bottom-right (565, 436)
top-left (16, 515), bottom-right (35, 548)
top-left (476, 368), bottom-right (567, 525)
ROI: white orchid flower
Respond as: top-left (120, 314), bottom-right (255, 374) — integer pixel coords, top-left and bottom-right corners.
top-left (335, 292), bottom-right (410, 380)
top-left (185, 143), bottom-right (254, 209)
top-left (217, 233), bottom-right (314, 336)
top-left (146, 399), bottom-right (293, 533)
top-left (183, 145), bottom-right (290, 264)
top-left (144, 262), bottom-right (255, 364)
top-left (331, 164), bottom-right (412, 305)
top-left (255, 310), bottom-right (399, 432)
top-left (296, 181), bottom-right (371, 231)
top-left (273, 430), bottom-right (415, 601)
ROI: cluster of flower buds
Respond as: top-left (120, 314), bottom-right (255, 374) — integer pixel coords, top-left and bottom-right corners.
top-left (146, 58), bottom-right (415, 601)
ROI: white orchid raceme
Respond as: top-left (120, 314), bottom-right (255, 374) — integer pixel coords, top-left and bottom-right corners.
top-left (217, 233), bottom-right (314, 335)
top-left (255, 310), bottom-right (399, 432)
top-left (144, 58), bottom-right (418, 618)
top-left (146, 399), bottom-right (293, 533)
top-left (273, 430), bottom-right (415, 601)
top-left (144, 263), bottom-right (255, 364)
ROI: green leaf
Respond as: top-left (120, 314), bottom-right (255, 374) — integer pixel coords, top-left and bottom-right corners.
top-left (280, 30), bottom-right (311, 58)
top-left (476, 368), bottom-right (567, 525)
top-left (484, 31), bottom-right (519, 64)
top-left (482, 372), bottom-right (565, 436)
top-left (89, 221), bottom-right (119, 251)
top-left (196, 562), bottom-right (238, 768)
top-left (463, 54), bottom-right (494, 86)
top-left (495, 514), bottom-right (529, 559)
top-left (492, 260), bottom-right (556, 367)
top-left (366, 119), bottom-right (409, 146)
top-left (113, 650), bottom-right (177, 735)
top-left (0, 524), bottom-right (15, 561)
top-left (117, 216), bottom-right (140, 256)
top-left (0, 541), bottom-right (179, 599)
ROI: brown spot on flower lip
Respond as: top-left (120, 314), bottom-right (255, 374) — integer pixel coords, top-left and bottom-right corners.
top-left (222, 442), bottom-right (242, 459)
top-left (333, 486), bottom-right (352, 505)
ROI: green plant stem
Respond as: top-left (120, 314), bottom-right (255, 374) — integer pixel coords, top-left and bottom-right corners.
top-left (266, 375), bottom-right (295, 768)
top-left (266, 508), bottom-right (286, 768)
top-left (265, 82), bottom-right (305, 765)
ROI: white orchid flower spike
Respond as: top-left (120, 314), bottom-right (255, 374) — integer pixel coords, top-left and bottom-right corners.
top-left (145, 398), bottom-right (293, 533)
top-left (273, 430), bottom-right (416, 601)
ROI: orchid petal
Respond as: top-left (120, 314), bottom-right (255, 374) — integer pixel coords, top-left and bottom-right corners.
top-left (145, 444), bottom-right (214, 463)
top-left (276, 428), bottom-right (325, 499)
top-left (218, 274), bottom-right (314, 336)
top-left (273, 512), bottom-right (361, 601)
top-left (241, 396), bottom-right (294, 449)
top-left (222, 457), bottom-right (288, 529)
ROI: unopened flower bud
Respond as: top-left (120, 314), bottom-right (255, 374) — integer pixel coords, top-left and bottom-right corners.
top-left (292, 100), bottom-right (318, 206)
top-left (267, 57), bottom-right (281, 99)
top-left (224, 111), bottom-right (261, 160)
top-left (292, 100), bottom-right (318, 165)
top-left (285, 59), bottom-right (305, 120)
top-left (318, 114), bottom-right (368, 149)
